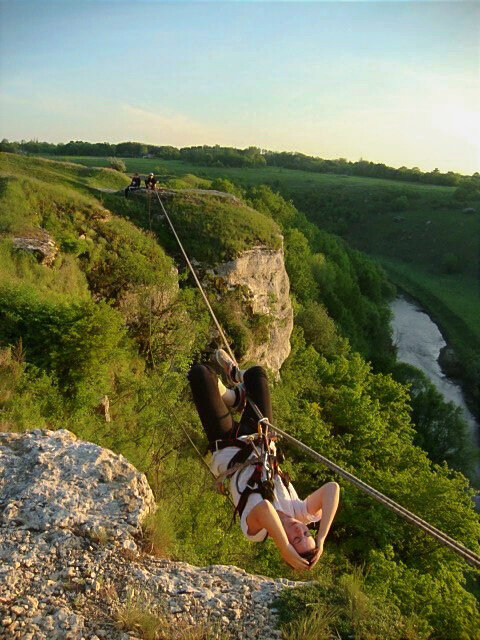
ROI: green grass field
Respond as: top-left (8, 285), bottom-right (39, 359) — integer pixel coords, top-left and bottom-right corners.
top-left (46, 153), bottom-right (453, 192)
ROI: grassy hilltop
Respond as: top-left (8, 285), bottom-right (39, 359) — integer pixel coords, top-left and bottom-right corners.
top-left (1, 153), bottom-right (480, 638)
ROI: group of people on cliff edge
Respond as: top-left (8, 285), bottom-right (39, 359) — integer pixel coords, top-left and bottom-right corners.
top-left (124, 172), bottom-right (159, 198)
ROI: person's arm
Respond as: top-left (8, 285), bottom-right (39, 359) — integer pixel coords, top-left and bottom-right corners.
top-left (305, 481), bottom-right (340, 568)
top-left (247, 500), bottom-right (310, 571)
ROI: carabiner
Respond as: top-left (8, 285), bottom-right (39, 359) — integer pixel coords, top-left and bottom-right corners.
top-left (257, 417), bottom-right (269, 436)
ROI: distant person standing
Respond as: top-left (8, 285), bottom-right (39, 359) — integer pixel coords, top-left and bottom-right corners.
top-left (145, 173), bottom-right (157, 190)
top-left (124, 173), bottom-right (141, 198)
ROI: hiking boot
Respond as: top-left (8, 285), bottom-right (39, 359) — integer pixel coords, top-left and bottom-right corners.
top-left (214, 349), bottom-right (242, 386)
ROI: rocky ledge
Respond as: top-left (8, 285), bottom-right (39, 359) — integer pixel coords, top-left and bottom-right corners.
top-left (0, 430), bottom-right (297, 640)
top-left (125, 187), bottom-right (242, 206)
top-left (13, 230), bottom-right (59, 267)
top-left (205, 247), bottom-right (293, 375)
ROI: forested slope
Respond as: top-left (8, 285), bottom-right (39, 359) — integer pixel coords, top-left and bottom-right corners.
top-left (0, 154), bottom-right (479, 639)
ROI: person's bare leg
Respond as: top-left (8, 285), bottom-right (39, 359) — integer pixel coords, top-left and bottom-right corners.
top-left (218, 378), bottom-right (237, 407)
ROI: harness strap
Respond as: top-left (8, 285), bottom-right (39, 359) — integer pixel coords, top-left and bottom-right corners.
top-left (207, 437), bottom-right (251, 454)
top-left (228, 444), bottom-right (255, 468)
top-left (210, 434), bottom-right (279, 543)
top-left (215, 457), bottom-right (261, 484)
top-left (232, 465), bottom-right (264, 521)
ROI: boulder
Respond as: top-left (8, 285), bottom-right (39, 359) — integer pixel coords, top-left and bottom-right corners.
top-left (0, 430), bottom-right (299, 640)
top-left (13, 230), bottom-right (58, 267)
top-left (0, 429), bottom-right (155, 535)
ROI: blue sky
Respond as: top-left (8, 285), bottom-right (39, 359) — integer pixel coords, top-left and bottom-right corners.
top-left (0, 1), bottom-right (478, 173)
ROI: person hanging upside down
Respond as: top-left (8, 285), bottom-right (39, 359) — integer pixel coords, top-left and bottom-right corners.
top-left (188, 350), bottom-right (340, 572)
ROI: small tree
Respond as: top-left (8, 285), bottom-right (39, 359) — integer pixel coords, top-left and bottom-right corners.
top-left (108, 157), bottom-right (126, 173)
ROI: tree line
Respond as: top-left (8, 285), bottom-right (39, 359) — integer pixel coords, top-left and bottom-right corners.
top-left (2, 138), bottom-right (478, 187)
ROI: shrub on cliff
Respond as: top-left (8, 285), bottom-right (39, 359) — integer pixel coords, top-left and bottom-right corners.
top-left (108, 157), bottom-right (126, 173)
top-left (160, 194), bottom-right (282, 263)
top-left (0, 284), bottom-right (129, 397)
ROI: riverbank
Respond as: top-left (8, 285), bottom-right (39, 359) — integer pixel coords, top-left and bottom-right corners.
top-left (383, 260), bottom-right (480, 427)
top-left (390, 295), bottom-right (479, 440)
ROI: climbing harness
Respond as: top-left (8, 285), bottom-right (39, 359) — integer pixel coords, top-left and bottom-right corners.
top-left (207, 421), bottom-right (283, 524)
top-left (154, 191), bottom-right (480, 570)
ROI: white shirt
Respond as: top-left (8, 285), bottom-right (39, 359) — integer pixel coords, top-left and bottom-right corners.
top-left (210, 436), bottom-right (320, 542)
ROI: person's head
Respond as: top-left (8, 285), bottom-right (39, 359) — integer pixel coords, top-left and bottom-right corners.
top-left (281, 514), bottom-right (316, 557)
top-left (149, 172), bottom-right (154, 177)
top-left (134, 172), bottom-right (139, 176)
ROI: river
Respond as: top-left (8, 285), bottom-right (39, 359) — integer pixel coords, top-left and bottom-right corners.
top-left (390, 296), bottom-right (479, 438)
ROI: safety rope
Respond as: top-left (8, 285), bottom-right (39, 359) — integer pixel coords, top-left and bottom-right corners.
top-left (155, 192), bottom-right (237, 364)
top-left (154, 191), bottom-right (480, 570)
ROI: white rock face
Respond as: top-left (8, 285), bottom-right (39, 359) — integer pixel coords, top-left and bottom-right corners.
top-left (212, 247), bottom-right (294, 374)
top-left (0, 430), bottom-right (299, 640)
top-left (0, 429), bottom-right (155, 536)
top-left (13, 230), bottom-right (59, 267)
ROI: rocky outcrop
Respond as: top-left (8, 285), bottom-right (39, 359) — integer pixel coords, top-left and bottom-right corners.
top-left (0, 429), bottom-right (154, 539)
top-left (13, 230), bottom-right (58, 267)
top-left (0, 430), bottom-right (297, 640)
top-left (207, 247), bottom-right (294, 375)
top-left (123, 186), bottom-right (292, 374)
top-left (126, 187), bottom-right (242, 206)
top-left (118, 185), bottom-right (293, 373)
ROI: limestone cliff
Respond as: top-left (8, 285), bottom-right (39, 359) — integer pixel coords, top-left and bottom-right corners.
top-left (0, 430), bottom-right (296, 640)
top-left (205, 246), bottom-right (294, 375)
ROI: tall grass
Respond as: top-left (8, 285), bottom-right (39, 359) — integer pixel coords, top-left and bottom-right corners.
top-left (113, 587), bottom-right (230, 640)
top-left (281, 605), bottom-right (338, 640)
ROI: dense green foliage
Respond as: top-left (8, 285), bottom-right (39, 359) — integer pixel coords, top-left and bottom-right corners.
top-left (242, 184), bottom-right (396, 370)
top-left (1, 154), bottom-right (479, 638)
top-left (108, 157), bottom-right (127, 173)
top-left (393, 364), bottom-right (478, 479)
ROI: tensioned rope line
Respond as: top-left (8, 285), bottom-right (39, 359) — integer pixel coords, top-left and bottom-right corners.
top-left (246, 396), bottom-right (480, 569)
top-left (154, 192), bottom-right (237, 365)
top-left (155, 191), bottom-right (480, 570)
